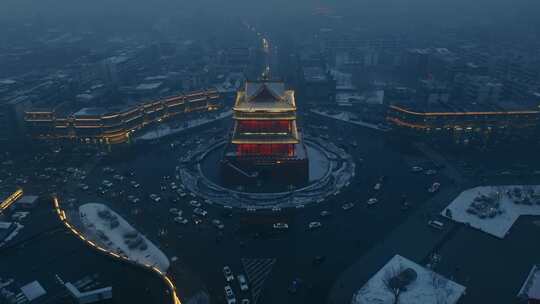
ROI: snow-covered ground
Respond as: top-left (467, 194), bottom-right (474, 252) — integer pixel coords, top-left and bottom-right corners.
top-left (0, 223), bottom-right (23, 247)
top-left (352, 255), bottom-right (466, 304)
top-left (79, 203), bottom-right (170, 272)
top-left (137, 110), bottom-right (232, 141)
top-left (311, 109), bottom-right (390, 132)
top-left (442, 185), bottom-right (540, 238)
top-left (307, 144), bottom-right (330, 181)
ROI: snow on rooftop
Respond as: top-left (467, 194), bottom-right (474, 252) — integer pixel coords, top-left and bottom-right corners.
top-left (20, 281), bottom-right (47, 301)
top-left (311, 109), bottom-right (390, 132)
top-left (137, 110), bottom-right (232, 141)
top-left (518, 265), bottom-right (540, 300)
top-left (79, 203), bottom-right (170, 272)
top-left (352, 255), bottom-right (466, 304)
top-left (17, 195), bottom-right (39, 205)
top-left (136, 82), bottom-right (163, 91)
top-left (442, 185), bottom-right (540, 238)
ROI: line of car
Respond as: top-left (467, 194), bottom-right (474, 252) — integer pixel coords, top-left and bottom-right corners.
top-left (223, 266), bottom-right (250, 304)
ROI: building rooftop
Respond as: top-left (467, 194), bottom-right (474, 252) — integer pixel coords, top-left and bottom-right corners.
top-left (391, 99), bottom-right (540, 114)
top-left (235, 81), bottom-right (296, 112)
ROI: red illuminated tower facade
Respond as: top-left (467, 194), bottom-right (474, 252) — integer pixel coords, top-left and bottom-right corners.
top-left (221, 80), bottom-right (309, 186)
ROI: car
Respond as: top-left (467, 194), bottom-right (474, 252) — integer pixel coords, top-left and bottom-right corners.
top-left (428, 182), bottom-right (441, 193)
top-left (174, 217), bottom-right (188, 225)
top-left (320, 210), bottom-right (331, 217)
top-left (223, 266), bottom-right (234, 282)
top-left (273, 223), bottom-right (289, 230)
top-left (366, 198), bottom-right (378, 206)
top-left (428, 220), bottom-right (444, 230)
top-left (169, 208), bottom-right (179, 215)
top-left (194, 208), bottom-right (208, 217)
top-left (425, 169), bottom-right (437, 175)
top-left (411, 166), bottom-right (424, 173)
top-left (288, 278), bottom-right (302, 294)
top-left (295, 204), bottom-right (305, 209)
top-left (224, 285), bottom-right (236, 304)
top-left (150, 194), bottom-right (161, 202)
top-left (193, 218), bottom-right (203, 225)
top-left (373, 183), bottom-right (382, 191)
top-left (212, 219), bottom-right (225, 230)
top-left (308, 221), bottom-right (322, 230)
top-left (240, 299), bottom-right (250, 304)
top-left (342, 203), bottom-right (355, 210)
top-left (237, 274), bottom-right (249, 291)
top-left (190, 200), bottom-right (201, 208)
top-left (132, 183), bottom-right (140, 189)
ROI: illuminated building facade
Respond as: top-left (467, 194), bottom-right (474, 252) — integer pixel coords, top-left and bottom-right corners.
top-left (24, 89), bottom-right (219, 145)
top-left (221, 80), bottom-right (309, 185)
top-left (387, 103), bottom-right (540, 145)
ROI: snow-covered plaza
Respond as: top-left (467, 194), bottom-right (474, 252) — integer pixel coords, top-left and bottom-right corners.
top-left (442, 185), bottom-right (540, 238)
top-left (352, 255), bottom-right (466, 304)
top-left (78, 203), bottom-right (170, 272)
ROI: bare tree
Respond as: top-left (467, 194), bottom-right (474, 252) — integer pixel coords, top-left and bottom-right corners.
top-left (382, 264), bottom-right (406, 304)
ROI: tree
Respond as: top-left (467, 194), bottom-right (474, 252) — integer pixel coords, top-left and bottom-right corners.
top-left (382, 264), bottom-right (419, 304)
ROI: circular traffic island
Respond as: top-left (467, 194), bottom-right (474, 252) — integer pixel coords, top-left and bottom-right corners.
top-left (178, 136), bottom-right (356, 209)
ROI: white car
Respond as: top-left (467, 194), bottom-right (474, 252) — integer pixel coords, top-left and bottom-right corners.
top-left (428, 182), bottom-right (441, 193)
top-left (308, 221), bottom-right (322, 230)
top-left (342, 203), bottom-right (355, 210)
top-left (367, 198), bottom-right (378, 206)
top-left (411, 166), bottom-right (424, 173)
top-left (190, 200), bottom-right (201, 208)
top-left (223, 266), bottom-right (234, 282)
top-left (194, 208), bottom-right (208, 217)
top-left (373, 183), bottom-right (382, 191)
top-left (273, 223), bottom-right (289, 230)
top-left (224, 285), bottom-right (236, 304)
top-left (212, 219), bottom-right (225, 230)
top-left (428, 220), bottom-right (444, 230)
top-left (320, 210), bottom-right (331, 217)
top-left (237, 274), bottom-right (249, 291)
top-left (174, 217), bottom-right (188, 225)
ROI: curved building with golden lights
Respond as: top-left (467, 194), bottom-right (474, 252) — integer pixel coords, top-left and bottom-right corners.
top-left (387, 102), bottom-right (540, 145)
top-left (24, 89), bottom-right (220, 145)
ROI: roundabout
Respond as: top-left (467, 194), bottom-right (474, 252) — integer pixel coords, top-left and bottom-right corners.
top-left (177, 135), bottom-right (356, 209)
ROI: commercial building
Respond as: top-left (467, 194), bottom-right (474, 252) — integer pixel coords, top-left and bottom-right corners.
top-left (221, 80), bottom-right (309, 186)
top-left (24, 89), bottom-right (220, 145)
top-left (386, 101), bottom-right (540, 145)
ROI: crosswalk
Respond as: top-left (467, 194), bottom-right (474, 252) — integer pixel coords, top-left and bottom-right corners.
top-left (241, 258), bottom-right (276, 304)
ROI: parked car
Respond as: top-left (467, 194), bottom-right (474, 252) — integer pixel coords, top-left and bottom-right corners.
top-left (224, 285), bottom-right (236, 304)
top-left (223, 266), bottom-right (234, 282)
top-left (237, 274), bottom-right (249, 291)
